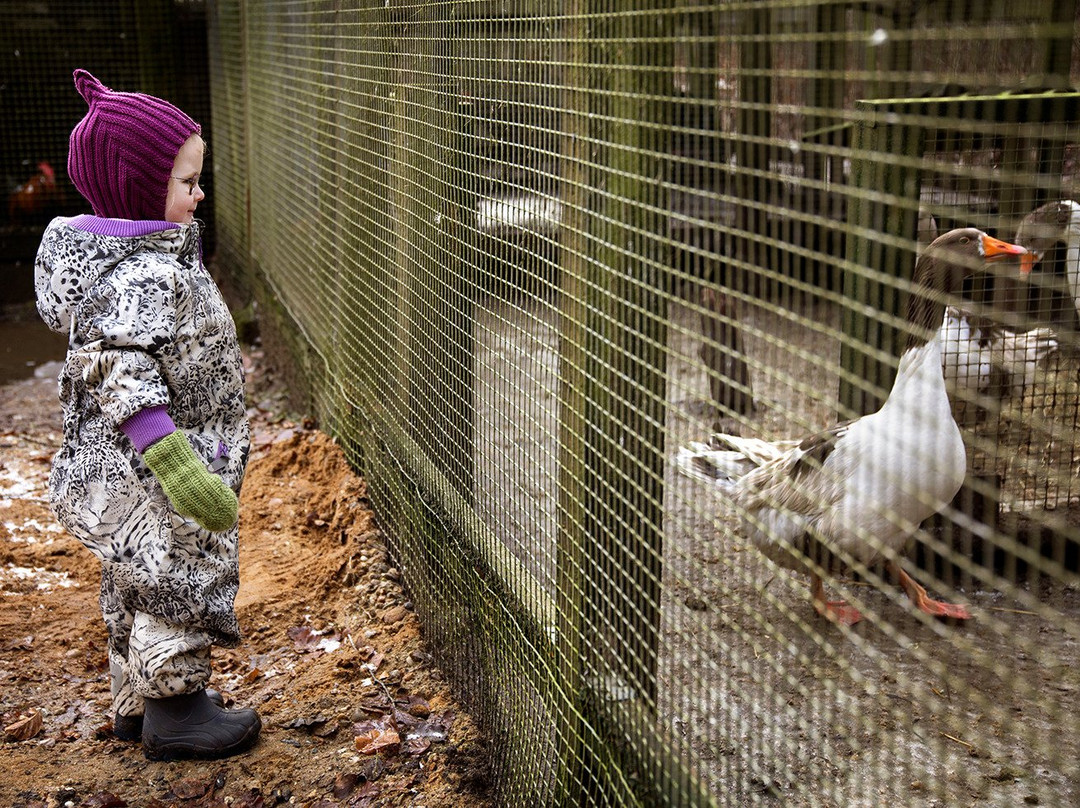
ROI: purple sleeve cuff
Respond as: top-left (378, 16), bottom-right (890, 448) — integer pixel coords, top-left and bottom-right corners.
top-left (119, 405), bottom-right (177, 453)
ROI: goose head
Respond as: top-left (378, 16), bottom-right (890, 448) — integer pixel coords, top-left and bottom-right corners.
top-left (1014, 199), bottom-right (1080, 275)
top-left (906, 227), bottom-right (1027, 349)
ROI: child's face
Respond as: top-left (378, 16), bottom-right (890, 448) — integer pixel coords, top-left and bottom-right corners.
top-left (164, 134), bottom-right (206, 224)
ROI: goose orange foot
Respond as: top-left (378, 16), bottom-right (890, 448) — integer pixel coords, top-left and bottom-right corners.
top-left (889, 562), bottom-right (973, 621)
top-left (811, 575), bottom-right (863, 626)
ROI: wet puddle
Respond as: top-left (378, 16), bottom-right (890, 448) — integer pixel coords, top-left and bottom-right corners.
top-left (0, 313), bottom-right (67, 385)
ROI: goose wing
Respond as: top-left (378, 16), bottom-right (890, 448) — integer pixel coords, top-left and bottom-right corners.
top-left (734, 421), bottom-right (854, 518)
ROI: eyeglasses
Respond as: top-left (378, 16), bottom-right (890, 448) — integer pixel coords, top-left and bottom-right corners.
top-left (171, 174), bottom-right (202, 196)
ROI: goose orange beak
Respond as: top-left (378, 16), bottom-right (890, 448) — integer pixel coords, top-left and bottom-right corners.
top-left (1019, 252), bottom-right (1038, 275)
top-left (980, 233), bottom-right (1027, 260)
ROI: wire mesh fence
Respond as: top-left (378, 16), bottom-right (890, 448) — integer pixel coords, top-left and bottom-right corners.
top-left (7, 1), bottom-right (1080, 805)
top-left (207, 3), bottom-right (1080, 806)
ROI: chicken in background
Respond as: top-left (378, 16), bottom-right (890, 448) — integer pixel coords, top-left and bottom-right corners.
top-left (7, 161), bottom-right (62, 225)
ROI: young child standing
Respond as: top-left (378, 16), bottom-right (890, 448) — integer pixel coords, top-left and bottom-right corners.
top-left (34, 69), bottom-right (261, 761)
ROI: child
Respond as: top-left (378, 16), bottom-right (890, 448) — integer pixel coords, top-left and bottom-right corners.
top-left (34, 70), bottom-right (260, 761)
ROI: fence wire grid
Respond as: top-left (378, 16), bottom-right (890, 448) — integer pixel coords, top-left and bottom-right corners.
top-left (7, 1), bottom-right (1080, 806)
top-left (210, 3), bottom-right (1080, 807)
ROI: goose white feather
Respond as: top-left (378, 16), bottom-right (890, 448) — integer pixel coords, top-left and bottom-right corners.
top-left (678, 340), bottom-right (963, 568)
top-left (939, 305), bottom-right (1057, 399)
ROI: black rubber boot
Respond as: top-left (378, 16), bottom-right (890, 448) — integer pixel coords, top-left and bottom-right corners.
top-left (114, 688), bottom-right (225, 742)
top-left (142, 689), bottom-right (261, 761)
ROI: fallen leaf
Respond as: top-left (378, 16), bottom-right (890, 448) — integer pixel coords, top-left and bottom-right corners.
top-left (355, 696), bottom-right (389, 715)
top-left (355, 780), bottom-right (382, 798)
top-left (4, 709), bottom-right (43, 741)
top-left (287, 625), bottom-right (341, 654)
top-left (252, 429), bottom-right (276, 450)
top-left (242, 667), bottom-right (263, 684)
top-left (332, 772), bottom-right (359, 799)
top-left (406, 718), bottom-right (449, 745)
top-left (166, 777), bottom-right (210, 800)
top-left (55, 703), bottom-right (80, 728)
top-left (283, 714), bottom-right (330, 733)
top-left (368, 652), bottom-right (384, 672)
top-left (353, 715), bottom-right (401, 756)
top-left (272, 427), bottom-right (296, 444)
top-left (3, 635), bottom-right (33, 651)
top-left (402, 694), bottom-right (430, 718)
top-left (287, 625), bottom-right (322, 650)
top-left (354, 726), bottom-right (401, 755)
top-left (392, 708), bottom-right (419, 731)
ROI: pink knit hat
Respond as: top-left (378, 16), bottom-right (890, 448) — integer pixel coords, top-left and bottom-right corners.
top-left (68, 69), bottom-right (201, 221)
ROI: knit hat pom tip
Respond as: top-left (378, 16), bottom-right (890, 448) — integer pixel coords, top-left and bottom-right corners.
top-left (73, 69), bottom-right (105, 104)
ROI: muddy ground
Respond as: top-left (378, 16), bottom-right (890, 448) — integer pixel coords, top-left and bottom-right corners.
top-left (0, 347), bottom-right (495, 808)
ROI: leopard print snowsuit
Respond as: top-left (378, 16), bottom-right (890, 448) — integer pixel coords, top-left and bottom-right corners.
top-left (35, 215), bottom-right (249, 718)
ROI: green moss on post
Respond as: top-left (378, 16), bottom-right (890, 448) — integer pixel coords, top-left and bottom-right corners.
top-left (557, 4), bottom-right (673, 803)
top-left (840, 102), bottom-right (924, 416)
top-left (554, 5), bottom-right (592, 803)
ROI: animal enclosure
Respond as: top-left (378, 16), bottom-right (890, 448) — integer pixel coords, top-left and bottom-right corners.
top-left (211, 4), bottom-right (1080, 807)
top-left (5, 1), bottom-right (1080, 806)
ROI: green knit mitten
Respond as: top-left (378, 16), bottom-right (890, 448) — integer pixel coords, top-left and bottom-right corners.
top-left (143, 431), bottom-right (239, 532)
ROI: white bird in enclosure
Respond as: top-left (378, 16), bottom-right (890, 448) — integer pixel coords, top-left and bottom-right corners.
top-left (939, 305), bottom-right (1057, 399)
top-left (676, 228), bottom-right (1029, 626)
top-left (1014, 199), bottom-right (1080, 325)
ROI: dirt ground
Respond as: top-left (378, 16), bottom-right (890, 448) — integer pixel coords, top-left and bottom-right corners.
top-left (661, 295), bottom-right (1080, 807)
top-left (0, 349), bottom-right (494, 808)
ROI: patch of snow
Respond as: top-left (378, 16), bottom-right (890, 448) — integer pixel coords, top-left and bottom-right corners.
top-left (1, 564), bottom-right (79, 593)
top-left (4, 518), bottom-right (62, 543)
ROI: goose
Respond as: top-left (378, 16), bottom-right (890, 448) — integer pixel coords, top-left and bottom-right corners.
top-left (923, 210), bottom-right (1057, 399)
top-left (1014, 199), bottom-right (1080, 331)
top-left (920, 210), bottom-right (1055, 400)
top-left (676, 228), bottom-right (1028, 626)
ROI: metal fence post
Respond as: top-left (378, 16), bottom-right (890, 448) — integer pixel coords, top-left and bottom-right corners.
top-left (556, 7), bottom-right (673, 804)
top-left (840, 102), bottom-right (924, 416)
